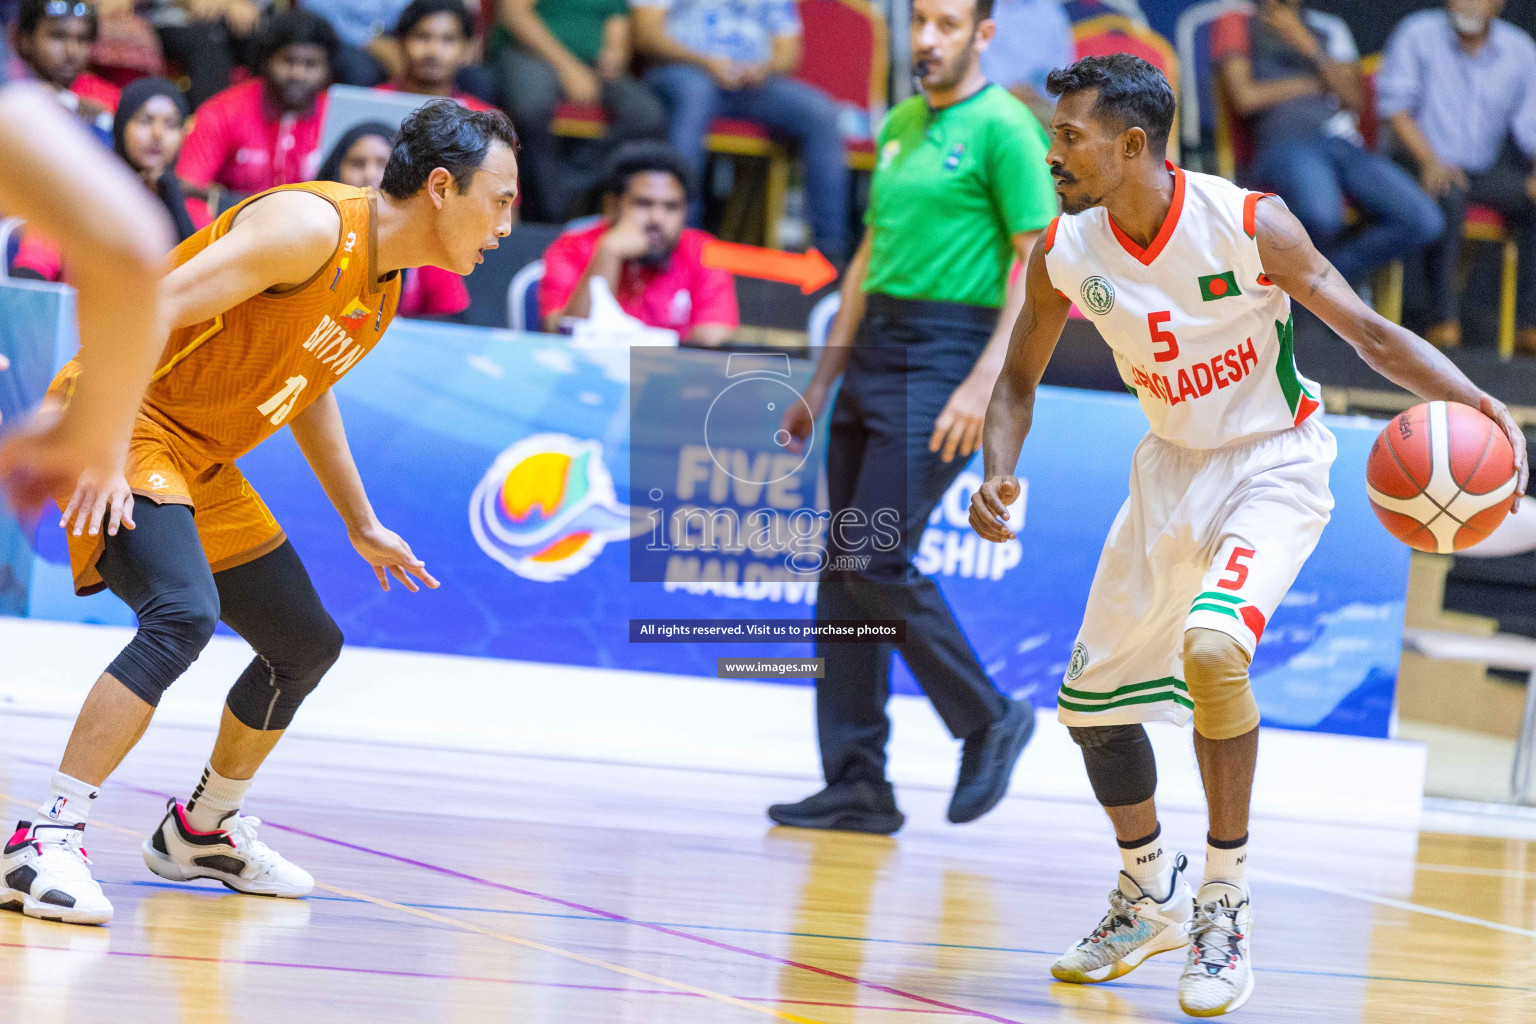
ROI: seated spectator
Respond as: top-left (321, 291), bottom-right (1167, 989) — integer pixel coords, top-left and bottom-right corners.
top-left (176, 8), bottom-right (336, 224)
top-left (299, 0), bottom-right (411, 86)
top-left (1214, 0), bottom-right (1443, 286)
top-left (978, 0), bottom-right (1074, 127)
top-left (540, 141), bottom-right (737, 345)
top-left (143, 0), bottom-right (266, 110)
top-left (12, 76), bottom-right (196, 282)
top-left (317, 121), bottom-right (472, 319)
top-left (494, 0), bottom-right (667, 223)
top-left (375, 0), bottom-right (493, 110)
top-left (1378, 0), bottom-right (1536, 352)
top-left (14, 0), bottom-right (121, 133)
top-left (632, 0), bottom-right (850, 262)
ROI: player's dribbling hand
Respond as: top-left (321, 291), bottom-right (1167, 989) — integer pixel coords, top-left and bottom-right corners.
top-left (60, 466), bottom-right (134, 538)
top-left (1479, 393), bottom-right (1528, 513)
top-left (349, 522), bottom-right (441, 593)
top-left (969, 475), bottom-right (1020, 543)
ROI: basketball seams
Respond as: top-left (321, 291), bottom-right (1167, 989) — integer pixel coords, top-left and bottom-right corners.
top-left (1383, 420), bottom-right (1454, 522)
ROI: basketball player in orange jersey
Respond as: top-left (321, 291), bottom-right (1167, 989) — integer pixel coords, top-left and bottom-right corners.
top-left (0, 46), bottom-right (174, 515)
top-left (971, 56), bottom-right (1523, 1016)
top-left (0, 100), bottom-right (519, 926)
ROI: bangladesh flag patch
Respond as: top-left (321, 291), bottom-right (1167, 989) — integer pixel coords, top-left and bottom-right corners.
top-left (1198, 270), bottom-right (1242, 301)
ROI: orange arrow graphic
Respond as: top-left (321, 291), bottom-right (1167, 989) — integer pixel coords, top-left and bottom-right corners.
top-left (700, 241), bottom-right (838, 294)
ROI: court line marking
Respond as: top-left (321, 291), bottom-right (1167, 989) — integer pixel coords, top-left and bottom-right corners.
top-left (1251, 868), bottom-right (1536, 939)
top-left (0, 942), bottom-right (967, 1015)
top-left (58, 774), bottom-right (1029, 1024)
top-left (0, 797), bottom-right (829, 1024)
top-left (1409, 861), bottom-right (1536, 882)
top-left (113, 880), bottom-right (1536, 996)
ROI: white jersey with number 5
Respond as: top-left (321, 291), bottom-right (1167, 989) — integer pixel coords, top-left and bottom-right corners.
top-left (1042, 164), bottom-right (1321, 450)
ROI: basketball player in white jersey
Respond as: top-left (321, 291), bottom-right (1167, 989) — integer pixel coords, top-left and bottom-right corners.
top-left (970, 55), bottom-right (1526, 1017)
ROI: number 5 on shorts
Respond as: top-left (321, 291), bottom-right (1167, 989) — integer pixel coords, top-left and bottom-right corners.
top-left (1217, 547), bottom-right (1255, 591)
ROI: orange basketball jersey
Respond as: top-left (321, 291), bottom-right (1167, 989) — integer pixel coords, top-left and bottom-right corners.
top-left (138, 181), bottom-right (402, 460)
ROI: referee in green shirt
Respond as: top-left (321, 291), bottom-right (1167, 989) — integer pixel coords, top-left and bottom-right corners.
top-left (769, 0), bottom-right (1058, 834)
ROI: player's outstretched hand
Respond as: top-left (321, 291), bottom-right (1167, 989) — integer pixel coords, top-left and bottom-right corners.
top-left (1480, 393), bottom-right (1528, 512)
top-left (350, 521), bottom-right (441, 593)
top-left (59, 466), bottom-right (135, 538)
top-left (969, 474), bottom-right (1020, 543)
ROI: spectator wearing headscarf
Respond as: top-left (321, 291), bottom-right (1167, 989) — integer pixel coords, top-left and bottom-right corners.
top-left (11, 75), bottom-right (195, 281)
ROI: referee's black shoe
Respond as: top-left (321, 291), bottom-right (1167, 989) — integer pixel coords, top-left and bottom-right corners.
top-left (767, 781), bottom-right (904, 835)
top-left (948, 697), bottom-right (1036, 824)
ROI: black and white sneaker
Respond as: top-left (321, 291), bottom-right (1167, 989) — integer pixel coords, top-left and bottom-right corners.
top-left (0, 820), bottom-right (113, 925)
top-left (142, 799), bottom-right (313, 898)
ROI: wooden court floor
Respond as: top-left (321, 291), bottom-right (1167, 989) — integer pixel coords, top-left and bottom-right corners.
top-left (2, 710), bottom-right (1534, 1023)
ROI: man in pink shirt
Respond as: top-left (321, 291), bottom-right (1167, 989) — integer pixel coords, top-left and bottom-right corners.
top-left (539, 141), bottom-right (738, 345)
top-left (176, 9), bottom-right (337, 224)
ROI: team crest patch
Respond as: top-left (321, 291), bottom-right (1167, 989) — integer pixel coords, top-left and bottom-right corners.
top-left (1080, 276), bottom-right (1115, 315)
top-left (339, 297), bottom-right (371, 324)
top-left (1066, 642), bottom-right (1089, 681)
top-left (943, 143), bottom-right (966, 171)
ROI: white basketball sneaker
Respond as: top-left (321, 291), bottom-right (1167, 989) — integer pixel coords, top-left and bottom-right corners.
top-left (1177, 881), bottom-right (1255, 1017)
top-left (142, 799), bottom-right (313, 898)
top-left (0, 821), bottom-right (114, 925)
top-left (1052, 853), bottom-right (1193, 984)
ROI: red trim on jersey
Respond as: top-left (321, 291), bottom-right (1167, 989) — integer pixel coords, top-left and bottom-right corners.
top-left (1293, 392), bottom-right (1320, 426)
top-left (1053, 288), bottom-right (1069, 301)
top-left (1244, 191), bottom-right (1276, 239)
top-left (1256, 272), bottom-right (1273, 286)
top-left (1108, 162), bottom-right (1185, 267)
top-left (1239, 605), bottom-right (1267, 641)
top-left (1043, 215), bottom-right (1060, 253)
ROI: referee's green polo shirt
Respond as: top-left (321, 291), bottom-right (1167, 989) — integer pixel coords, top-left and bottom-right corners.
top-left (862, 84), bottom-right (1056, 309)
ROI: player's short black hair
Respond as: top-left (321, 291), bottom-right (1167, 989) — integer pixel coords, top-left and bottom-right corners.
top-left (17, 0), bottom-right (98, 38)
top-left (1046, 54), bottom-right (1176, 153)
top-left (381, 99), bottom-right (519, 200)
top-left (258, 8), bottom-right (340, 67)
top-left (396, 0), bottom-right (475, 40)
top-left (601, 140), bottom-right (695, 202)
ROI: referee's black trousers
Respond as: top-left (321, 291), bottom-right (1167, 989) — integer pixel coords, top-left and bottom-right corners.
top-left (815, 295), bottom-right (1009, 786)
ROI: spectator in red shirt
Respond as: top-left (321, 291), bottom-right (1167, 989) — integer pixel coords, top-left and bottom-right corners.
top-left (175, 8), bottom-right (337, 224)
top-left (316, 120), bottom-right (471, 319)
top-left (12, 75), bottom-right (196, 282)
top-left (375, 0), bottom-right (494, 111)
top-left (13, 0), bottom-right (121, 135)
top-left (540, 140), bottom-right (737, 345)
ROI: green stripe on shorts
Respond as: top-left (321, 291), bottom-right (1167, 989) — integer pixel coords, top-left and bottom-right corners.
top-left (1058, 688), bottom-right (1195, 714)
top-left (1191, 591), bottom-right (1243, 606)
top-left (1190, 602), bottom-right (1240, 618)
top-left (1059, 675), bottom-right (1190, 702)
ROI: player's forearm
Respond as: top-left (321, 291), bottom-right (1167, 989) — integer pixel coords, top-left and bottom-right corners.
top-left (1342, 311), bottom-right (1485, 407)
top-left (290, 391), bottom-right (379, 532)
top-left (982, 377), bottom-right (1035, 480)
top-left (0, 88), bottom-right (175, 452)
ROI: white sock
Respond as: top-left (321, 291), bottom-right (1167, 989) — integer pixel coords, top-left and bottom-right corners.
top-left (36, 772), bottom-right (99, 829)
top-left (185, 761), bottom-right (252, 832)
top-left (1118, 825), bottom-right (1173, 900)
top-left (1203, 833), bottom-right (1249, 891)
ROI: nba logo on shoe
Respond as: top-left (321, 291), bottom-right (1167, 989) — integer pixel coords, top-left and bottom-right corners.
top-left (47, 796), bottom-right (67, 819)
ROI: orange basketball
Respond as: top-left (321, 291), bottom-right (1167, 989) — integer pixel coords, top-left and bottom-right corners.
top-left (1366, 401), bottom-right (1518, 553)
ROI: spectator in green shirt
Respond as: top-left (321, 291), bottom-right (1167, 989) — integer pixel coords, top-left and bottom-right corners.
top-left (767, 0), bottom-right (1057, 835)
top-left (495, 0), bottom-right (667, 221)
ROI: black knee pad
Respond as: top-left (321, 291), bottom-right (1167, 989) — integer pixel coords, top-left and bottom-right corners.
top-left (1068, 724), bottom-right (1158, 808)
top-left (225, 616), bottom-right (344, 731)
top-left (106, 586), bottom-right (220, 706)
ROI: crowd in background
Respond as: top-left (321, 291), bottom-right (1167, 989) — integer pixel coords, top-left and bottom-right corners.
top-left (1, 0), bottom-right (1535, 352)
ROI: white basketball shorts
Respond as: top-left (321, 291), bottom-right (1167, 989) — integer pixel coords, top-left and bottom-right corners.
top-left (1057, 417), bottom-right (1336, 728)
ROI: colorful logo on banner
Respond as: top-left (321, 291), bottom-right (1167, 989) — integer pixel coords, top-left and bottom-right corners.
top-left (469, 433), bottom-right (636, 582)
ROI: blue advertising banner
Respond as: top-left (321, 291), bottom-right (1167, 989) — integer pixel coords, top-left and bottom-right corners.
top-left (2, 312), bottom-right (1409, 737)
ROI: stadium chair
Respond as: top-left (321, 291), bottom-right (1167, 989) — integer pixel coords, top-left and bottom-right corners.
top-left (555, 0), bottom-right (887, 249)
top-left (1072, 19), bottom-right (1180, 162)
top-left (807, 291), bottom-right (840, 348)
top-left (1463, 206), bottom-right (1520, 359)
top-left (507, 259), bottom-right (545, 334)
top-left (1174, 0), bottom-right (1251, 165)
